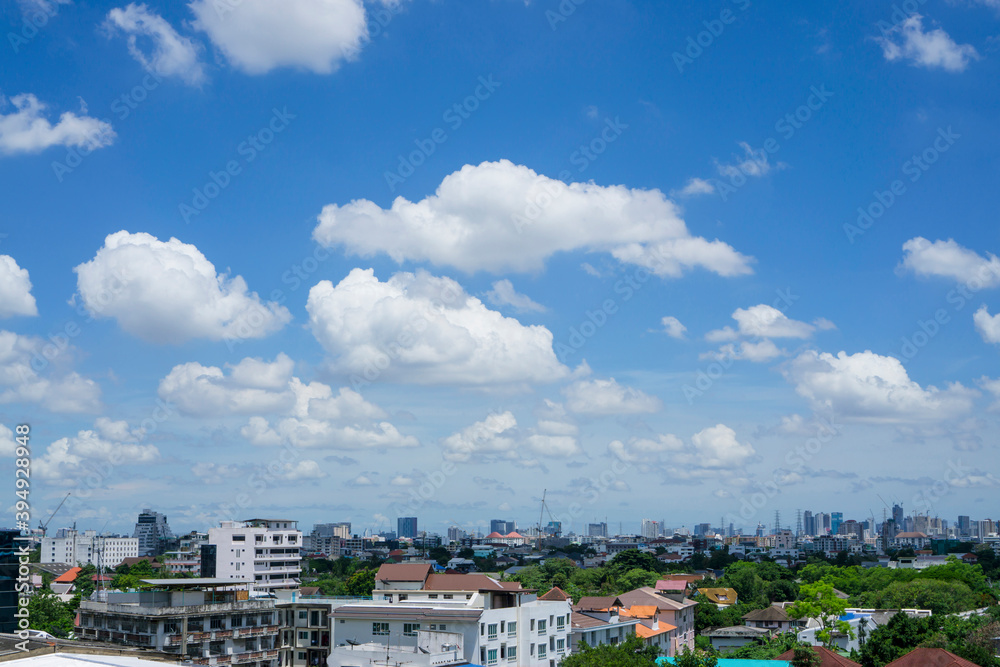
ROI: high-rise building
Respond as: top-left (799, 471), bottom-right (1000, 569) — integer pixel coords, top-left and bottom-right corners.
top-left (803, 511), bottom-right (815, 536)
top-left (892, 504), bottom-right (904, 528)
top-left (546, 521), bottom-right (562, 537)
top-left (305, 523), bottom-right (350, 557)
top-left (207, 519), bottom-right (301, 593)
top-left (588, 522), bottom-right (608, 537)
top-left (397, 517), bottom-right (418, 539)
top-left (133, 508), bottom-right (175, 557)
top-left (958, 515), bottom-right (971, 537)
top-left (694, 523), bottom-right (711, 537)
top-left (640, 519), bottom-right (660, 540)
top-left (490, 520), bottom-right (515, 535)
top-left (0, 529), bottom-right (19, 634)
top-left (814, 512), bottom-right (830, 535)
top-left (447, 526), bottom-right (466, 542)
top-left (830, 512), bottom-right (843, 536)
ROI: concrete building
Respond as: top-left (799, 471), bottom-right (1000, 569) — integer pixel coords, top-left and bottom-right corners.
top-left (277, 600), bottom-right (331, 667)
top-left (490, 520), bottom-right (516, 535)
top-left (41, 530), bottom-right (138, 567)
top-left (397, 517), bottom-right (418, 540)
top-left (587, 523), bottom-right (608, 538)
top-left (304, 524), bottom-right (349, 558)
top-left (330, 564), bottom-right (572, 667)
top-left (76, 578), bottom-right (279, 667)
top-left (207, 520), bottom-right (301, 593)
top-left (133, 509), bottom-right (175, 557)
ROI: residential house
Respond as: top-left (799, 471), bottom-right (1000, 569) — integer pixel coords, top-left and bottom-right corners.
top-left (892, 532), bottom-right (930, 550)
top-left (884, 648), bottom-right (980, 667)
top-left (617, 586), bottom-right (696, 654)
top-left (703, 625), bottom-right (770, 654)
top-left (775, 645), bottom-right (861, 667)
top-left (742, 605), bottom-right (804, 634)
top-left (570, 596), bottom-right (639, 653)
top-left (697, 588), bottom-right (738, 608)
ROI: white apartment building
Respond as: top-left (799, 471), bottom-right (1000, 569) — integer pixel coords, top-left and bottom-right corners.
top-left (208, 519), bottom-right (302, 593)
top-left (330, 564), bottom-right (572, 667)
top-left (42, 529), bottom-right (139, 566)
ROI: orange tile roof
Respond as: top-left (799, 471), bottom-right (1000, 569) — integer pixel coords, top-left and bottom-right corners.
top-left (776, 646), bottom-right (860, 667)
top-left (884, 648), bottom-right (979, 667)
top-left (635, 622), bottom-right (676, 639)
top-left (621, 605), bottom-right (658, 619)
top-left (53, 567), bottom-right (82, 584)
top-left (539, 586), bottom-right (571, 601)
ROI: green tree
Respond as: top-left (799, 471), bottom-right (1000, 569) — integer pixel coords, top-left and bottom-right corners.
top-left (28, 591), bottom-right (76, 637)
top-left (429, 546), bottom-right (451, 567)
top-left (560, 634), bottom-right (659, 667)
top-left (791, 646), bottom-right (822, 667)
top-left (674, 645), bottom-right (718, 667)
top-left (344, 569), bottom-right (376, 596)
top-left (788, 582), bottom-right (851, 649)
top-left (609, 550), bottom-right (663, 574)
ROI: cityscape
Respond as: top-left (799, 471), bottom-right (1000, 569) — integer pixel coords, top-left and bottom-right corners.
top-left (3, 0), bottom-right (1000, 666)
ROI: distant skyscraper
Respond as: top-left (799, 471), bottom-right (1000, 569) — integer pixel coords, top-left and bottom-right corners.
top-left (803, 511), bottom-right (815, 536)
top-left (546, 521), bottom-right (562, 537)
top-left (640, 519), bottom-right (660, 540)
top-left (815, 512), bottom-right (830, 535)
top-left (447, 526), bottom-right (466, 542)
top-left (958, 516), bottom-right (971, 537)
top-left (892, 504), bottom-right (904, 527)
top-left (133, 508), bottom-right (174, 557)
top-left (588, 522), bottom-right (608, 537)
top-left (397, 517), bottom-right (418, 539)
top-left (490, 520), bottom-right (515, 535)
top-left (694, 523), bottom-right (711, 537)
top-left (831, 512), bottom-right (843, 536)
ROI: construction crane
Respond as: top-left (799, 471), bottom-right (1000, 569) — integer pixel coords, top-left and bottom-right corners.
top-left (38, 492), bottom-right (71, 537)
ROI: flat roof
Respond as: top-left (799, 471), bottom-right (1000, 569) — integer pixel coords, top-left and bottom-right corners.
top-left (139, 578), bottom-right (253, 587)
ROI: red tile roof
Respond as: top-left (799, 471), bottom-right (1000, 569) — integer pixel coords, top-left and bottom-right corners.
top-left (883, 648), bottom-right (980, 667)
top-left (539, 586), bottom-right (571, 601)
top-left (655, 580), bottom-right (687, 591)
top-left (775, 646), bottom-right (860, 667)
top-left (375, 563), bottom-right (432, 583)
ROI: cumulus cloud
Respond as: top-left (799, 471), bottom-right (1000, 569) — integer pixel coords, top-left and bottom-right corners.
top-left (485, 279), bottom-right (547, 313)
top-left (900, 237), bottom-right (1000, 287)
top-left (0, 93), bottom-right (115, 156)
top-left (307, 268), bottom-right (570, 386)
top-left (189, 0), bottom-right (368, 75)
top-left (877, 15), bottom-right (978, 72)
top-left (979, 376), bottom-right (1000, 411)
top-left (703, 304), bottom-right (831, 362)
top-left (312, 160), bottom-right (753, 277)
top-left (74, 231), bottom-right (290, 344)
top-left (660, 316), bottom-right (686, 340)
top-left (105, 4), bottom-right (207, 85)
top-left (563, 377), bottom-right (661, 415)
top-left (34, 421), bottom-right (159, 482)
top-left (783, 349), bottom-right (976, 422)
top-left (0, 255), bottom-right (38, 317)
top-left (0, 330), bottom-right (101, 413)
top-left (609, 424), bottom-right (755, 474)
top-left (974, 305), bottom-right (1000, 344)
top-left (442, 410), bottom-right (580, 463)
top-left (158, 353), bottom-right (414, 450)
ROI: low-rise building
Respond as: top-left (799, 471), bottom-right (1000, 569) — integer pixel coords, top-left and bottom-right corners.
top-left (277, 600), bottom-right (331, 667)
top-left (76, 578), bottom-right (279, 667)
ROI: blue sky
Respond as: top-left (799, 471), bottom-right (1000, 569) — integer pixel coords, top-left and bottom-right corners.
top-left (1, 0), bottom-right (999, 539)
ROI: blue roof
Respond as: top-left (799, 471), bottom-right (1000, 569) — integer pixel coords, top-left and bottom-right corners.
top-left (658, 660), bottom-right (791, 667)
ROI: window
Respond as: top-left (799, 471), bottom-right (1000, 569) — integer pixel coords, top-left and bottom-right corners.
top-left (507, 621), bottom-right (516, 637)
top-left (373, 623), bottom-right (389, 636)
top-left (530, 620), bottom-right (535, 631)
top-left (538, 644), bottom-right (547, 658)
top-left (310, 611), bottom-right (320, 626)
top-left (487, 649), bottom-right (498, 665)
top-left (298, 631), bottom-right (309, 641)
top-left (507, 646), bottom-right (516, 661)
top-left (488, 624), bottom-right (498, 640)
top-left (538, 619), bottom-right (547, 635)
top-left (398, 594), bottom-right (407, 601)
top-left (210, 617), bottom-right (224, 630)
top-left (298, 611), bottom-right (308, 620)
top-left (428, 594), bottom-right (438, 599)
top-left (233, 535), bottom-right (246, 542)
top-left (403, 623), bottom-right (420, 637)
top-left (556, 615), bottom-right (565, 630)
top-left (297, 652), bottom-right (306, 660)
top-left (232, 616), bottom-right (244, 628)
top-left (438, 624), bottom-right (446, 631)
top-left (557, 639), bottom-right (565, 654)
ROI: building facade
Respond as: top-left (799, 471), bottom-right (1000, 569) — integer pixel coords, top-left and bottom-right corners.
top-left (41, 530), bottom-right (139, 566)
top-left (277, 601), bottom-right (331, 667)
top-left (77, 579), bottom-right (279, 667)
top-left (397, 517), bottom-right (418, 539)
top-left (133, 509), bottom-right (175, 557)
top-left (207, 520), bottom-right (302, 593)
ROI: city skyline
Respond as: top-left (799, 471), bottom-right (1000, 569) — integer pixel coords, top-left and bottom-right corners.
top-left (2, 1), bottom-right (1000, 537)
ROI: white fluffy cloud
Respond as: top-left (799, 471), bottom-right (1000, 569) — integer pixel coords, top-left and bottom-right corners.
top-left (563, 378), bottom-right (661, 415)
top-left (703, 304), bottom-right (831, 363)
top-left (609, 424), bottom-right (754, 473)
top-left (0, 94), bottom-right (115, 156)
top-left (307, 268), bottom-right (570, 386)
top-left (715, 142), bottom-right (776, 180)
top-left (485, 279), bottom-right (546, 313)
top-left (900, 237), bottom-right (1000, 287)
top-left (442, 410), bottom-right (581, 463)
top-left (313, 160), bottom-right (753, 277)
top-left (189, 0), bottom-right (367, 75)
top-left (34, 421), bottom-right (160, 482)
top-left (0, 330), bottom-right (101, 413)
top-left (673, 177), bottom-right (715, 197)
top-left (158, 353), bottom-right (414, 450)
top-left (974, 305), bottom-right (1000, 344)
top-left (877, 15), bottom-right (978, 72)
top-left (784, 349), bottom-right (976, 422)
top-left (0, 255), bottom-right (38, 317)
top-left (106, 4), bottom-right (207, 85)
top-left (74, 231), bottom-right (291, 344)
top-left (661, 316), bottom-right (687, 340)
